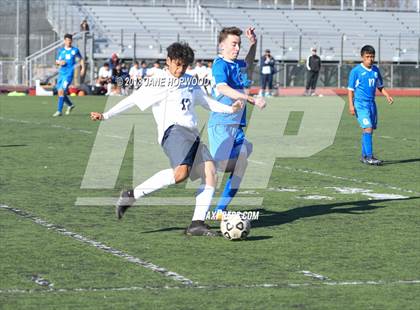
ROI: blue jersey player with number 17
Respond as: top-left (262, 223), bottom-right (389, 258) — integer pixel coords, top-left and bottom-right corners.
top-left (348, 45), bottom-right (393, 166)
top-left (53, 33), bottom-right (85, 117)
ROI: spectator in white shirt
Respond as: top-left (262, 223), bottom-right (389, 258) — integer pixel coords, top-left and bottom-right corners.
top-left (129, 61), bottom-right (141, 81)
top-left (147, 60), bottom-right (163, 77)
top-left (96, 63), bottom-right (112, 94)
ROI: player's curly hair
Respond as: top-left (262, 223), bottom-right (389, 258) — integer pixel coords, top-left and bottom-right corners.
top-left (166, 42), bottom-right (195, 65)
top-left (361, 45), bottom-right (375, 56)
top-left (218, 27), bottom-right (243, 44)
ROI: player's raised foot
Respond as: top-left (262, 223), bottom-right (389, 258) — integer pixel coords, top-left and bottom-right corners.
top-left (65, 105), bottom-right (75, 115)
top-left (52, 111), bottom-right (62, 117)
top-left (185, 221), bottom-right (219, 236)
top-left (115, 189), bottom-right (135, 219)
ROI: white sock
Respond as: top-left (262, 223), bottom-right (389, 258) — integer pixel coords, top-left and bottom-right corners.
top-left (192, 185), bottom-right (215, 221)
top-left (133, 169), bottom-right (175, 199)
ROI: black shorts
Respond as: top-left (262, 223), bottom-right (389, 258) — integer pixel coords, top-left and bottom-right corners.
top-left (161, 125), bottom-right (213, 180)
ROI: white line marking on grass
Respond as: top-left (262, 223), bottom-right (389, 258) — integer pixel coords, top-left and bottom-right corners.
top-left (268, 187), bottom-right (300, 192)
top-left (378, 135), bottom-right (418, 142)
top-left (0, 117), bottom-right (155, 144)
top-left (0, 205), bottom-right (194, 286)
top-left (300, 270), bottom-right (329, 281)
top-left (297, 195), bottom-right (335, 201)
top-left (276, 165), bottom-right (420, 196)
top-left (2, 279), bottom-right (420, 294)
top-left (326, 187), bottom-right (409, 200)
top-left (74, 197), bottom-right (263, 206)
top-left (362, 193), bottom-right (409, 200)
top-left (325, 187), bottom-right (372, 194)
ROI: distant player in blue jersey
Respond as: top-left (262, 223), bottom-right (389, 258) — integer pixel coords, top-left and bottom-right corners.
top-left (348, 45), bottom-right (393, 165)
top-left (209, 26), bottom-right (266, 215)
top-left (53, 33), bottom-right (85, 117)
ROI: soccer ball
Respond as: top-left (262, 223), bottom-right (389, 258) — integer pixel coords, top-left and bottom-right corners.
top-left (220, 214), bottom-right (251, 240)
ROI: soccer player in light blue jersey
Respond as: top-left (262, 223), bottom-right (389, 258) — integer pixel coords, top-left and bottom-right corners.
top-left (209, 26), bottom-right (266, 215)
top-left (348, 45), bottom-right (393, 165)
top-left (53, 33), bottom-right (85, 117)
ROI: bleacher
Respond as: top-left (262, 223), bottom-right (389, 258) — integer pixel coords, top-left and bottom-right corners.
top-left (61, 3), bottom-right (420, 61)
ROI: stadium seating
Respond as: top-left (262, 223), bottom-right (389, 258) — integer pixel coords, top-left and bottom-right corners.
top-left (67, 4), bottom-right (418, 61)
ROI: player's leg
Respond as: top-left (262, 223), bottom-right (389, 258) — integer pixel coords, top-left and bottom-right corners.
top-left (115, 167), bottom-right (178, 219)
top-left (53, 76), bottom-right (66, 116)
top-left (63, 76), bottom-right (75, 114)
top-left (356, 103), bottom-right (381, 165)
top-left (215, 127), bottom-right (252, 213)
top-left (116, 126), bottom-right (195, 219)
top-left (186, 159), bottom-right (218, 236)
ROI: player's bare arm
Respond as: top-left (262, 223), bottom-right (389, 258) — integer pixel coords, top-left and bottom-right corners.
top-left (216, 85), bottom-right (266, 109)
top-left (80, 58), bottom-right (86, 77)
top-left (378, 87), bottom-right (394, 104)
top-left (348, 90), bottom-right (355, 115)
top-left (244, 27), bottom-right (257, 79)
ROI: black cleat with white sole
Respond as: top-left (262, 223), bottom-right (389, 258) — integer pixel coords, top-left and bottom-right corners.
top-left (116, 189), bottom-right (135, 219)
top-left (361, 156), bottom-right (383, 166)
top-left (185, 221), bottom-right (219, 237)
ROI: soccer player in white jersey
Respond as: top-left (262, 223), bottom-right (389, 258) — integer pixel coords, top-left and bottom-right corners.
top-left (90, 42), bottom-right (242, 236)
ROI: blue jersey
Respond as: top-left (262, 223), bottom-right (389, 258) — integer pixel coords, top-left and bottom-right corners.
top-left (209, 56), bottom-right (249, 127)
top-left (56, 47), bottom-right (82, 77)
top-left (348, 64), bottom-right (383, 103)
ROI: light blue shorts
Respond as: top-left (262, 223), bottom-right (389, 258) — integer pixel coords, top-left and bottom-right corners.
top-left (354, 101), bottom-right (377, 129)
top-left (208, 125), bottom-right (253, 162)
top-left (56, 74), bottom-right (73, 91)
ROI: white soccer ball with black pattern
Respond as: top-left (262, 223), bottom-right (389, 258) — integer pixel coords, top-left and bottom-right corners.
top-left (220, 214), bottom-right (251, 240)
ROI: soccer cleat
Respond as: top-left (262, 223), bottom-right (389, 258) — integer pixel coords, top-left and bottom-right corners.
top-left (65, 105), bottom-right (75, 115)
top-left (185, 221), bottom-right (219, 236)
top-left (52, 111), bottom-right (62, 117)
top-left (361, 156), bottom-right (383, 166)
top-left (115, 189), bottom-right (135, 219)
top-left (371, 156), bottom-right (383, 165)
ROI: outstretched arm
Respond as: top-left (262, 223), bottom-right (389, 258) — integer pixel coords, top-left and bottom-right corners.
top-left (90, 86), bottom-right (166, 121)
top-left (216, 84), bottom-right (266, 109)
top-left (244, 27), bottom-right (257, 80)
top-left (195, 90), bottom-right (243, 113)
top-left (90, 96), bottom-right (136, 121)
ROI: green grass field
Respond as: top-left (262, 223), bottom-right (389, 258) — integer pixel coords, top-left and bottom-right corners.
top-left (1, 95), bottom-right (419, 309)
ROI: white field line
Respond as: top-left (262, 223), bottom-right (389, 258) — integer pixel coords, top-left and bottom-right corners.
top-left (1, 279), bottom-right (420, 294)
top-left (0, 117), bottom-right (155, 144)
top-left (378, 135), bottom-right (418, 142)
top-left (275, 165), bottom-right (420, 196)
top-left (0, 205), bottom-right (193, 286)
top-left (75, 197), bottom-right (263, 206)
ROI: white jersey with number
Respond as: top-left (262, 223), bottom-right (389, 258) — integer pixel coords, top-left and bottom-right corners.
top-left (102, 69), bottom-right (233, 144)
